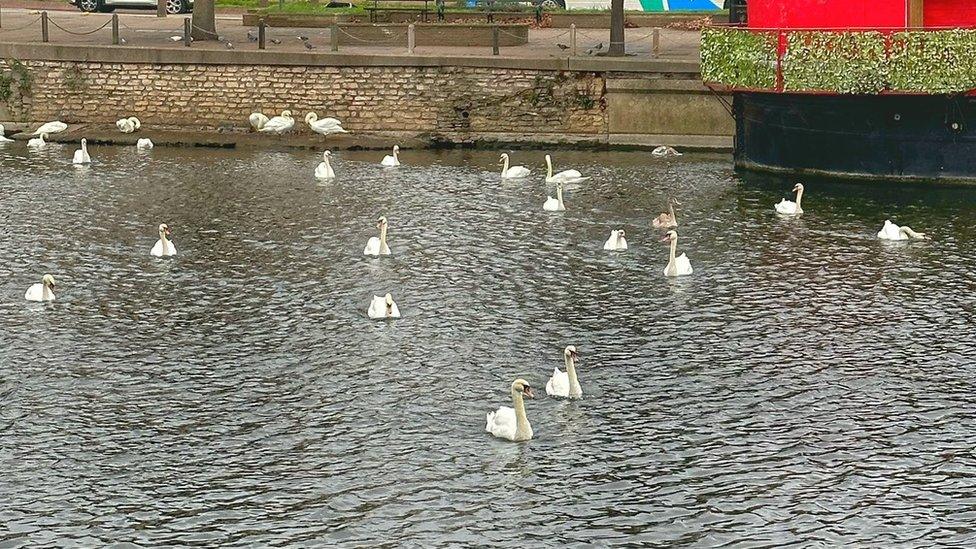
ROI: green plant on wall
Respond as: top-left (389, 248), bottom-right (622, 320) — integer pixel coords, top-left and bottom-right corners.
top-left (783, 31), bottom-right (888, 94)
top-left (63, 64), bottom-right (87, 92)
top-left (700, 27), bottom-right (777, 89)
top-left (0, 59), bottom-right (33, 120)
top-left (702, 27), bottom-right (976, 95)
top-left (888, 29), bottom-right (976, 93)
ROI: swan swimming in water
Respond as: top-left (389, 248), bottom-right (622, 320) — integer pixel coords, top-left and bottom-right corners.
top-left (543, 181), bottom-right (566, 212)
top-left (305, 112), bottom-right (347, 136)
top-left (27, 133), bottom-right (48, 148)
top-left (546, 346), bottom-right (582, 399)
top-left (116, 117), bottom-right (141, 133)
top-left (258, 110), bottom-right (295, 134)
top-left (381, 145), bottom-right (400, 167)
top-left (72, 138), bottom-right (91, 165)
top-left (363, 216), bottom-right (392, 256)
top-left (32, 121), bottom-right (67, 135)
top-left (604, 229), bottom-right (627, 251)
top-left (315, 151), bottom-right (335, 180)
top-left (0, 124), bottom-right (13, 143)
top-left (367, 293), bottom-right (400, 319)
top-left (499, 153), bottom-right (530, 179)
top-left (249, 112), bottom-right (269, 131)
top-left (651, 145), bottom-right (682, 157)
top-left (25, 274), bottom-right (56, 302)
top-left (136, 138), bottom-right (154, 150)
top-left (775, 183), bottom-right (805, 216)
top-left (652, 198), bottom-right (679, 229)
top-left (877, 219), bottom-right (928, 241)
top-left (150, 223), bottom-right (177, 257)
top-left (662, 230), bottom-right (693, 277)
top-left (545, 154), bottom-right (585, 183)
top-left (485, 378), bottom-right (535, 442)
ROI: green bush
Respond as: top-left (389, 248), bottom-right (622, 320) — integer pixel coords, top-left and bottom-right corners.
top-left (700, 27), bottom-right (777, 89)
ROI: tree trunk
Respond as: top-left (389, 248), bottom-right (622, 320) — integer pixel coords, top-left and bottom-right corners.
top-left (191, 0), bottom-right (218, 41)
top-left (608, 0), bottom-right (624, 56)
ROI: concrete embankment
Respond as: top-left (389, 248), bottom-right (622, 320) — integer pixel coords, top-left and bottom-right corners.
top-left (0, 43), bottom-right (732, 151)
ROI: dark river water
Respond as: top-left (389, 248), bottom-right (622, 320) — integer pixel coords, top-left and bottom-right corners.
top-left (1, 142), bottom-right (976, 547)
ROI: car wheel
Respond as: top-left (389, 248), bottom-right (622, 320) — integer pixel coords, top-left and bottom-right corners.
top-left (165, 0), bottom-right (185, 14)
top-left (77, 0), bottom-right (100, 12)
top-left (540, 0), bottom-right (565, 8)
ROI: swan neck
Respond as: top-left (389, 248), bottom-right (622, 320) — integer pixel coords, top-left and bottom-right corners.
top-left (566, 355), bottom-right (580, 396)
top-left (512, 389), bottom-right (530, 438)
top-left (669, 201), bottom-right (676, 223)
top-left (670, 237), bottom-right (677, 261)
top-left (557, 185), bottom-right (563, 206)
top-left (546, 156), bottom-right (553, 178)
top-left (501, 156), bottom-right (509, 175)
top-left (160, 232), bottom-right (170, 252)
top-left (795, 187), bottom-right (803, 208)
top-left (379, 224), bottom-right (388, 247)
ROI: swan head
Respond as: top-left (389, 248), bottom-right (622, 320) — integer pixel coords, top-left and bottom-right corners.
top-left (393, 145), bottom-right (400, 152)
top-left (305, 112), bottom-right (317, 124)
top-left (323, 150), bottom-right (332, 160)
top-left (564, 345), bottom-right (579, 361)
top-left (80, 138), bottom-right (87, 146)
top-left (661, 230), bottom-right (678, 242)
top-left (42, 274), bottom-right (56, 289)
top-left (617, 229), bottom-right (626, 239)
top-left (384, 292), bottom-right (394, 309)
top-left (282, 110), bottom-right (293, 118)
top-left (792, 183), bottom-right (804, 193)
top-left (499, 153), bottom-right (509, 163)
top-left (511, 378), bottom-right (535, 399)
top-left (376, 216), bottom-right (388, 229)
top-left (158, 223), bottom-right (171, 237)
top-left (670, 197), bottom-right (681, 206)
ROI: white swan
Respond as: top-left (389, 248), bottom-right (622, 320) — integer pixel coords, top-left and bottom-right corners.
top-left (305, 112), bottom-right (347, 136)
top-left (652, 145), bottom-right (682, 157)
top-left (543, 181), bottom-right (566, 211)
top-left (367, 293), bottom-right (401, 319)
top-left (315, 150), bottom-right (335, 180)
top-left (545, 154), bottom-right (585, 183)
top-left (249, 112), bottom-right (269, 131)
top-left (25, 274), bottom-right (57, 302)
top-left (33, 121), bottom-right (67, 135)
top-left (486, 378), bottom-right (535, 442)
top-left (136, 138), bottom-right (154, 150)
top-left (150, 223), bottom-right (177, 257)
top-left (27, 133), bottom-right (47, 148)
top-left (0, 124), bottom-right (13, 143)
top-left (662, 230), bottom-right (693, 277)
top-left (603, 229), bottom-right (628, 251)
top-left (72, 138), bottom-right (91, 165)
top-left (363, 216), bottom-right (392, 256)
top-left (546, 346), bottom-right (582, 399)
top-left (116, 117), bottom-right (141, 133)
top-left (652, 198), bottom-right (679, 229)
top-left (381, 145), bottom-right (400, 167)
top-left (877, 219), bottom-right (928, 241)
top-left (258, 110), bottom-right (295, 134)
top-left (775, 183), bottom-right (804, 215)
top-left (499, 153), bottom-right (530, 179)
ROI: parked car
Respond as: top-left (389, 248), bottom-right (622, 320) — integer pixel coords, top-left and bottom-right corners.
top-left (70, 0), bottom-right (193, 14)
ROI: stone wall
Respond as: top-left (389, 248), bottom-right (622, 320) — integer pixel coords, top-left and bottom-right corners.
top-left (1, 59), bottom-right (606, 138)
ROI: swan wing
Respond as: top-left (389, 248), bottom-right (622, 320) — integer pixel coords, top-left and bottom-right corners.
top-left (389, 302), bottom-right (401, 318)
top-left (150, 239), bottom-right (176, 257)
top-left (381, 155), bottom-right (399, 166)
top-left (676, 253), bottom-right (693, 275)
top-left (249, 113), bottom-right (269, 131)
top-left (543, 196), bottom-right (561, 211)
top-left (546, 368), bottom-right (570, 397)
top-left (774, 199), bottom-right (798, 215)
top-left (315, 163), bottom-right (335, 179)
top-left (25, 283), bottom-right (53, 302)
top-left (367, 296), bottom-right (383, 318)
top-left (364, 237), bottom-right (381, 256)
top-left (486, 406), bottom-right (517, 440)
top-left (72, 150), bottom-right (85, 164)
top-left (878, 220), bottom-right (903, 240)
top-left (503, 166), bottom-right (531, 178)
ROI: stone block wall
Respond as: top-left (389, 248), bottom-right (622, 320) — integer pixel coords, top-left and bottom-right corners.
top-left (0, 59), bottom-right (607, 138)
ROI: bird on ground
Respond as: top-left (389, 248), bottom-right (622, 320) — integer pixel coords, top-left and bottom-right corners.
top-left (33, 121), bottom-right (67, 135)
top-left (258, 111), bottom-right (295, 134)
top-left (556, 43), bottom-right (569, 51)
top-left (305, 42), bottom-right (316, 50)
top-left (116, 116), bottom-right (141, 133)
top-left (249, 112), bottom-right (269, 131)
top-left (298, 35), bottom-right (310, 41)
top-left (247, 31), bottom-right (258, 42)
top-left (225, 41), bottom-right (234, 50)
top-left (270, 38), bottom-right (282, 44)
top-left (305, 112), bottom-right (347, 136)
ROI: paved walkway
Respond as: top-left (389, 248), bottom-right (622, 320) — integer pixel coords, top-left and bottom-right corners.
top-left (0, 7), bottom-right (701, 60)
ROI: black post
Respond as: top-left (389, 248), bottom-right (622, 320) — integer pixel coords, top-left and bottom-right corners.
top-left (41, 11), bottom-right (49, 42)
top-left (492, 25), bottom-right (499, 55)
top-left (184, 18), bottom-right (191, 46)
top-left (608, 0), bottom-right (624, 56)
top-left (535, 4), bottom-right (542, 25)
top-left (258, 19), bottom-right (266, 49)
top-left (112, 13), bottom-right (119, 44)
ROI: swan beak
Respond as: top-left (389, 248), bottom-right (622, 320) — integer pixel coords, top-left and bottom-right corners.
top-left (165, 228), bottom-right (172, 236)
top-left (523, 386), bottom-right (535, 399)
top-left (570, 350), bottom-right (580, 361)
top-left (659, 234), bottom-right (671, 242)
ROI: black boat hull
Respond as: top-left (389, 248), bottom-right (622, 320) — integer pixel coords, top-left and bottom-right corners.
top-left (734, 92), bottom-right (976, 185)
